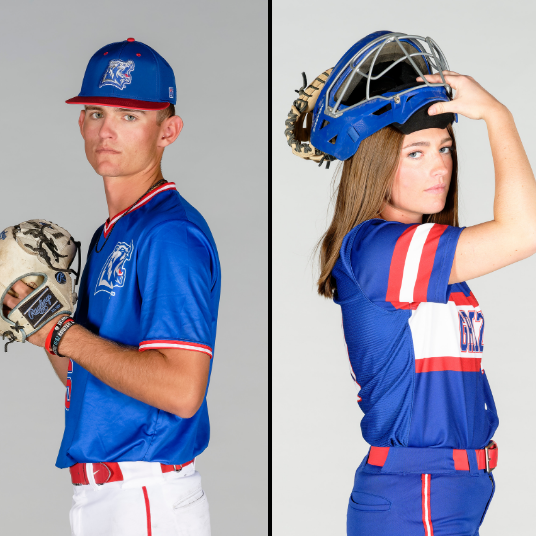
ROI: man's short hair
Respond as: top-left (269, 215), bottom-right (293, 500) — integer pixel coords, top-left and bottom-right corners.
top-left (157, 104), bottom-right (175, 125)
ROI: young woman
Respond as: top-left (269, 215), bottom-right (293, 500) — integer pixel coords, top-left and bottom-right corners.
top-left (286, 32), bottom-right (536, 535)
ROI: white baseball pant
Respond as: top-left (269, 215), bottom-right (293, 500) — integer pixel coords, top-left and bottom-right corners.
top-left (69, 461), bottom-right (210, 536)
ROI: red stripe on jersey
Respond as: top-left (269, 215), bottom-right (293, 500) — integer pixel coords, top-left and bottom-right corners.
top-left (415, 356), bottom-right (481, 373)
top-left (388, 300), bottom-right (420, 310)
top-left (449, 291), bottom-right (479, 307)
top-left (386, 225), bottom-right (418, 304)
top-left (413, 224), bottom-right (447, 303)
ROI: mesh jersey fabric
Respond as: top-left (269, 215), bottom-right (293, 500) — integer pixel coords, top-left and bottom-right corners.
top-left (332, 219), bottom-right (498, 449)
top-left (56, 183), bottom-right (221, 468)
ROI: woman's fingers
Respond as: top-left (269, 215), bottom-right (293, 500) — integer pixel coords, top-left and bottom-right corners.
top-left (416, 72), bottom-right (460, 89)
top-left (413, 70), bottom-right (501, 121)
top-left (416, 71), bottom-right (459, 79)
top-left (428, 101), bottom-right (454, 116)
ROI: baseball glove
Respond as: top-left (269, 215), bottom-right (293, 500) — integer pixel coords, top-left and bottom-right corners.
top-left (0, 220), bottom-right (81, 351)
top-left (284, 68), bottom-right (337, 168)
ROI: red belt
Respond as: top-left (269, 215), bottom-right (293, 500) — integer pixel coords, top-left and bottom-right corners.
top-left (368, 441), bottom-right (498, 472)
top-left (69, 460), bottom-right (195, 486)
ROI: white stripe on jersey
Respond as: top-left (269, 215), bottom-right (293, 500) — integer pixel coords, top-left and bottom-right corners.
top-left (139, 341), bottom-right (212, 356)
top-left (409, 301), bottom-right (484, 358)
top-left (399, 223), bottom-right (434, 303)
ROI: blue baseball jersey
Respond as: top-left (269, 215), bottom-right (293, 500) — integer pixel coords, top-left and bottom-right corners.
top-left (332, 219), bottom-right (498, 449)
top-left (56, 182), bottom-right (221, 468)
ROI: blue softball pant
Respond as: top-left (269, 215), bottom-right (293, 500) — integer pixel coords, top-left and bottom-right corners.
top-left (347, 453), bottom-right (495, 536)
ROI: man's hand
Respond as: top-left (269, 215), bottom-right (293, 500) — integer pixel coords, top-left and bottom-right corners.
top-left (2, 280), bottom-right (67, 348)
top-left (3, 280), bottom-right (34, 311)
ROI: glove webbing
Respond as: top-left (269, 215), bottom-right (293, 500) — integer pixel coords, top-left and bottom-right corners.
top-left (13, 222), bottom-right (81, 285)
top-left (284, 68), bottom-right (337, 168)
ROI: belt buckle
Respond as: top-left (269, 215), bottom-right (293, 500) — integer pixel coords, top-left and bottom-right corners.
top-left (484, 441), bottom-right (497, 473)
top-left (172, 464), bottom-right (183, 473)
top-left (95, 462), bottom-right (112, 485)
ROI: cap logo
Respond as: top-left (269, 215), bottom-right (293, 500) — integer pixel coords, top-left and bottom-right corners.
top-left (99, 59), bottom-right (135, 91)
top-left (169, 87), bottom-right (174, 99)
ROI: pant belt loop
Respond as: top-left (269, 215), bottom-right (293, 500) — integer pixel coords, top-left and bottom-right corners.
top-left (467, 449), bottom-right (479, 476)
top-left (86, 463), bottom-right (102, 492)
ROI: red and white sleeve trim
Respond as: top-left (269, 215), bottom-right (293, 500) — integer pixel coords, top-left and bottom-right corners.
top-left (139, 340), bottom-right (213, 357)
top-left (386, 223), bottom-right (448, 307)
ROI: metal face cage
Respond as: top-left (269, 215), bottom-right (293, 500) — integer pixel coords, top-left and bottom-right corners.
top-left (326, 33), bottom-right (451, 117)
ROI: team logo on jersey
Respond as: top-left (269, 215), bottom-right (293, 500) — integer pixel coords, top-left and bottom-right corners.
top-left (99, 59), bottom-right (135, 90)
top-left (95, 240), bottom-right (134, 296)
top-left (459, 310), bottom-right (485, 353)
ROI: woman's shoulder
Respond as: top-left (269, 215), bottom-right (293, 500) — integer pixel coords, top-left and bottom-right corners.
top-left (341, 218), bottom-right (415, 257)
top-left (340, 219), bottom-right (465, 308)
top-left (344, 219), bottom-right (463, 252)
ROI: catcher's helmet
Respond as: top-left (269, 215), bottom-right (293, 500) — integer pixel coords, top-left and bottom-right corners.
top-left (310, 31), bottom-right (456, 161)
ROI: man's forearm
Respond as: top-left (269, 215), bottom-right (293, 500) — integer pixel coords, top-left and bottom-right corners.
top-left (45, 348), bottom-right (69, 386)
top-left (57, 324), bottom-right (207, 417)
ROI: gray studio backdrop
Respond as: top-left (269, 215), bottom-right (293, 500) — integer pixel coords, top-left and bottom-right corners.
top-left (274, 1), bottom-right (536, 535)
top-left (0, 1), bottom-right (267, 534)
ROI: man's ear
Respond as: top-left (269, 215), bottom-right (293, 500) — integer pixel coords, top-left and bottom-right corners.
top-left (158, 115), bottom-right (183, 148)
top-left (78, 110), bottom-right (86, 139)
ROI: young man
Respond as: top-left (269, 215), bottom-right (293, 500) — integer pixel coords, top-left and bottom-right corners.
top-left (4, 38), bottom-right (220, 535)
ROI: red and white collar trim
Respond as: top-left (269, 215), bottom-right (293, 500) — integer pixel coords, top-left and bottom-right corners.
top-left (103, 182), bottom-right (176, 237)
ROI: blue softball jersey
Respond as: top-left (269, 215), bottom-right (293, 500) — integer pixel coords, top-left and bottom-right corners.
top-left (332, 219), bottom-right (498, 449)
top-left (56, 182), bottom-right (221, 468)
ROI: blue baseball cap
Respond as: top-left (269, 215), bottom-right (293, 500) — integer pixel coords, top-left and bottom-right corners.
top-left (66, 38), bottom-right (176, 111)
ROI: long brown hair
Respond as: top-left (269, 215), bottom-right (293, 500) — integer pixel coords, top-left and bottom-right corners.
top-left (317, 124), bottom-right (458, 298)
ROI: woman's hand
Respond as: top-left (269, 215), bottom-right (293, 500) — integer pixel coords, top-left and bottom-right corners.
top-left (427, 73), bottom-right (536, 285)
top-left (417, 71), bottom-right (506, 122)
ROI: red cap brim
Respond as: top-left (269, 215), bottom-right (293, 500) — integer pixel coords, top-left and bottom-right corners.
top-left (65, 96), bottom-right (170, 111)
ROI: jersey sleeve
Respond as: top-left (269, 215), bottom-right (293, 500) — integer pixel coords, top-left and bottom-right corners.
top-left (136, 220), bottom-right (218, 358)
top-left (350, 219), bottom-right (464, 310)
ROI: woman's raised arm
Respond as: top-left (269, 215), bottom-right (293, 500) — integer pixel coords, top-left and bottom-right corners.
top-left (422, 72), bottom-right (536, 284)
